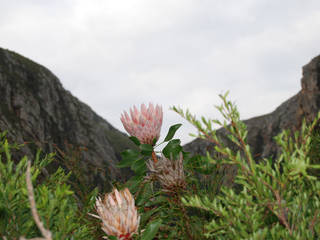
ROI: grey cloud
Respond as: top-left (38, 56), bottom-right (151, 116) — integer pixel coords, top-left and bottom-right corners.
top-left (1, 0), bottom-right (320, 144)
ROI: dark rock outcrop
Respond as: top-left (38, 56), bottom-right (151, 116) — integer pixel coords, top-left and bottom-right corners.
top-left (1, 46), bottom-right (319, 192)
top-left (0, 47), bottom-right (135, 191)
top-left (184, 55), bottom-right (320, 162)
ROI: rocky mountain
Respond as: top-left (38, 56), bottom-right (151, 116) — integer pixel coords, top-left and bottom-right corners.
top-left (0, 47), bottom-right (136, 191)
top-left (1, 46), bottom-right (319, 192)
top-left (184, 54), bottom-right (320, 186)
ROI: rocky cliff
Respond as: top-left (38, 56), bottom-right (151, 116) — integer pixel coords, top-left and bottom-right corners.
top-left (1, 46), bottom-right (319, 192)
top-left (0, 47), bottom-right (135, 191)
top-left (184, 54), bottom-right (320, 162)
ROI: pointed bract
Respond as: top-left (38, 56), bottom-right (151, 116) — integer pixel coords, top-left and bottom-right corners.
top-left (94, 188), bottom-right (140, 240)
top-left (147, 153), bottom-right (186, 193)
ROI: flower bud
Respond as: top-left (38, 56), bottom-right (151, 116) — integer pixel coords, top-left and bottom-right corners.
top-left (147, 153), bottom-right (186, 193)
top-left (121, 103), bottom-right (163, 145)
top-left (94, 188), bottom-right (140, 240)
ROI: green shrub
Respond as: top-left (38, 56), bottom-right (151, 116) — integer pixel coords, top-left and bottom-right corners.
top-left (2, 91), bottom-right (320, 239)
top-left (116, 92), bottom-right (320, 239)
top-left (0, 131), bottom-right (98, 239)
top-left (177, 92), bottom-right (320, 239)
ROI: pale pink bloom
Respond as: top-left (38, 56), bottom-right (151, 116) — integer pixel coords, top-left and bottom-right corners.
top-left (147, 153), bottom-right (186, 193)
top-left (121, 103), bottom-right (163, 145)
top-left (91, 188), bottom-right (140, 240)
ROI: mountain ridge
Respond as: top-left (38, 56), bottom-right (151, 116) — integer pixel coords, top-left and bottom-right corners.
top-left (184, 54), bottom-right (320, 186)
top-left (1, 47), bottom-right (319, 191)
top-left (0, 47), bottom-right (135, 191)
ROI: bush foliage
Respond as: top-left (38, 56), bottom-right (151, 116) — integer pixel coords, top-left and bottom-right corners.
top-left (1, 92), bottom-right (319, 239)
top-left (0, 131), bottom-right (99, 239)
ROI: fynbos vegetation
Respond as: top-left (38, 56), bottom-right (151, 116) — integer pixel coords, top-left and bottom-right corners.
top-left (1, 93), bottom-right (319, 239)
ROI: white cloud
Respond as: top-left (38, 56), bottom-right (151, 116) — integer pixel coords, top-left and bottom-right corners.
top-left (1, 0), bottom-right (320, 145)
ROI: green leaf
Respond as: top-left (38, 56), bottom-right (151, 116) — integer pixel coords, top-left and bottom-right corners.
top-left (140, 207), bottom-right (161, 225)
top-left (118, 149), bottom-right (140, 168)
top-left (125, 175), bottom-right (144, 193)
top-left (162, 139), bottom-right (182, 159)
top-left (135, 182), bottom-right (153, 206)
top-left (140, 219), bottom-right (162, 240)
top-left (144, 196), bottom-right (168, 207)
top-left (152, 138), bottom-right (158, 146)
top-left (140, 144), bottom-right (153, 155)
top-left (131, 158), bottom-right (147, 175)
top-left (129, 136), bottom-right (141, 146)
top-left (107, 236), bottom-right (117, 240)
top-left (164, 124), bottom-right (182, 142)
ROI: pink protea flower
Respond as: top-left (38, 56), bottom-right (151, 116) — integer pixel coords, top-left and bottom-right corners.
top-left (91, 188), bottom-right (140, 240)
top-left (121, 103), bottom-right (163, 145)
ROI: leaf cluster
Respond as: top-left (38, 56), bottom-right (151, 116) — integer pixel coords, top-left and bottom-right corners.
top-left (117, 124), bottom-right (213, 239)
top-left (0, 131), bottom-right (98, 240)
top-left (174, 92), bottom-right (320, 239)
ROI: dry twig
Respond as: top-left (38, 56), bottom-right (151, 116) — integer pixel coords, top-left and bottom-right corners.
top-left (19, 161), bottom-right (52, 240)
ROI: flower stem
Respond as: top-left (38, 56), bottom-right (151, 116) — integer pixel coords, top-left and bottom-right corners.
top-left (152, 151), bottom-right (158, 163)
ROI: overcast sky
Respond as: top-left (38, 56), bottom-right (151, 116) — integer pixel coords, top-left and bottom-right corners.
top-left (1, 0), bottom-right (320, 145)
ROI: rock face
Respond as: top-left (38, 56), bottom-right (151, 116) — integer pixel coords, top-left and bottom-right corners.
top-left (1, 46), bottom-right (319, 191)
top-left (184, 55), bottom-right (320, 162)
top-left (0, 47), bottom-right (135, 191)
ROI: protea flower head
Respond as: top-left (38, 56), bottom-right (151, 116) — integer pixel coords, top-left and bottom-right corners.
top-left (92, 188), bottom-right (140, 240)
top-left (147, 152), bottom-right (186, 193)
top-left (121, 103), bottom-right (163, 145)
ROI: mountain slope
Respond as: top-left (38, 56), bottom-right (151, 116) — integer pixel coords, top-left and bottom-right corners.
top-left (0, 47), bottom-right (135, 191)
top-left (184, 55), bottom-right (320, 186)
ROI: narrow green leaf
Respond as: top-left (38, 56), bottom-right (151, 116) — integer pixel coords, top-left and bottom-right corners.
top-left (144, 196), bottom-right (168, 207)
top-left (140, 144), bottom-right (153, 155)
top-left (189, 133), bottom-right (197, 137)
top-left (107, 236), bottom-right (117, 240)
top-left (129, 136), bottom-right (141, 146)
top-left (140, 207), bottom-right (161, 225)
top-left (162, 139), bottom-right (182, 159)
top-left (118, 149), bottom-right (140, 168)
top-left (164, 124), bottom-right (182, 142)
top-left (131, 158), bottom-right (147, 174)
top-left (125, 175), bottom-right (144, 192)
top-left (135, 182), bottom-right (153, 206)
top-left (152, 138), bottom-right (157, 145)
top-left (140, 219), bottom-right (162, 240)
